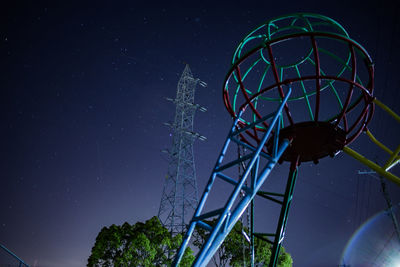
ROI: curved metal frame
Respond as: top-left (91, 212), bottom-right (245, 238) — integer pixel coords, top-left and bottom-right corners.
top-left (223, 13), bottom-right (374, 149)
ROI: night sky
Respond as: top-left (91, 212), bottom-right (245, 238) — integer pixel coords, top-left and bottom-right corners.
top-left (1, 1), bottom-right (400, 267)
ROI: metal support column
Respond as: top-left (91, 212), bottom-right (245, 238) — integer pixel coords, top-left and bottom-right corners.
top-left (267, 160), bottom-right (299, 267)
top-left (173, 88), bottom-right (292, 266)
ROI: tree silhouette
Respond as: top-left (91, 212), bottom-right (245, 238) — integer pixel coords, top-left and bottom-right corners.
top-left (87, 216), bottom-right (194, 266)
top-left (193, 220), bottom-right (293, 267)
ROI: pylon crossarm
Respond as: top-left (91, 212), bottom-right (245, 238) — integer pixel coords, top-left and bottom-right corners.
top-left (343, 146), bottom-right (400, 186)
top-left (342, 98), bottom-right (400, 187)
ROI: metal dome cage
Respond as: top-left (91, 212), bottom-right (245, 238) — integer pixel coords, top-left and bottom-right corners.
top-left (223, 13), bottom-right (374, 163)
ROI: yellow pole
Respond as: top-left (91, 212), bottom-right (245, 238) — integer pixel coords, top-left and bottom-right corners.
top-left (383, 143), bottom-right (400, 171)
top-left (343, 146), bottom-right (400, 187)
top-left (373, 98), bottom-right (400, 123)
top-left (365, 130), bottom-right (394, 155)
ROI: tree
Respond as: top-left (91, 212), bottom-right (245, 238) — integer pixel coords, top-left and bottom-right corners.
top-left (193, 220), bottom-right (293, 267)
top-left (87, 216), bottom-right (194, 266)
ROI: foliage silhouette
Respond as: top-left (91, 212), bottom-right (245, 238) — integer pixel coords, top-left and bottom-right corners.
top-left (193, 219), bottom-right (293, 267)
top-left (87, 216), bottom-right (194, 266)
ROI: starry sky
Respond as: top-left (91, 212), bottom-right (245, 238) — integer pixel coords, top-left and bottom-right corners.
top-left (1, 1), bottom-right (400, 267)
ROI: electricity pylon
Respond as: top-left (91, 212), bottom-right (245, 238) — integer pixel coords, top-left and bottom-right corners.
top-left (158, 64), bottom-right (207, 235)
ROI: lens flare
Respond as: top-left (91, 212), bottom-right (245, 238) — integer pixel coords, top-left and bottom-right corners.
top-left (341, 204), bottom-right (400, 266)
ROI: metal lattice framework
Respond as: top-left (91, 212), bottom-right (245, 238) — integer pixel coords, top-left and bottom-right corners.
top-left (174, 91), bottom-right (292, 266)
top-left (158, 64), bottom-right (207, 235)
top-left (172, 13), bottom-right (397, 267)
top-left (173, 13), bottom-right (400, 267)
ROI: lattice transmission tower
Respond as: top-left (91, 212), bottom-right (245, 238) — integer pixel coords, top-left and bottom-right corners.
top-left (158, 64), bottom-right (207, 235)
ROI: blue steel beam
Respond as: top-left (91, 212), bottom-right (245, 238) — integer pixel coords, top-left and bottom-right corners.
top-left (195, 141), bottom-right (289, 266)
top-left (173, 88), bottom-right (291, 267)
top-left (0, 244), bottom-right (30, 267)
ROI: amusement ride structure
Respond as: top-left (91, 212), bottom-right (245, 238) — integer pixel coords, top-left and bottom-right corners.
top-left (172, 13), bottom-right (400, 266)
